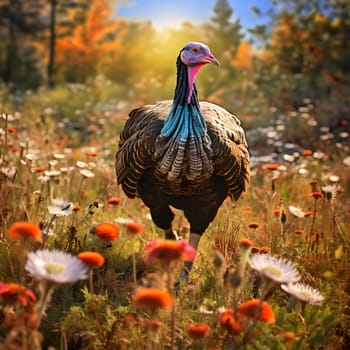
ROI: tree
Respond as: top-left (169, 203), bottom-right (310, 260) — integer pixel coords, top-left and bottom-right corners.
top-left (0, 0), bottom-right (45, 88)
top-left (54, 0), bottom-right (125, 82)
top-left (199, 0), bottom-right (244, 99)
top-left (207, 0), bottom-right (243, 58)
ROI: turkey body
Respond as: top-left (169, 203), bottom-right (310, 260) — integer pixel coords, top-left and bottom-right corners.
top-left (116, 99), bottom-right (249, 237)
top-left (115, 42), bottom-right (249, 278)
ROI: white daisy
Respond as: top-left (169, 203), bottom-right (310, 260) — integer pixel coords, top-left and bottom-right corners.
top-left (321, 184), bottom-right (338, 200)
top-left (281, 283), bottom-right (324, 305)
top-left (53, 153), bottom-right (65, 159)
top-left (343, 156), bottom-right (350, 167)
top-left (48, 198), bottom-right (73, 216)
top-left (76, 161), bottom-right (88, 168)
top-left (44, 170), bottom-right (61, 177)
top-left (249, 254), bottom-right (301, 284)
top-left (25, 249), bottom-right (88, 284)
top-left (288, 205), bottom-right (305, 218)
top-left (79, 169), bottom-right (95, 178)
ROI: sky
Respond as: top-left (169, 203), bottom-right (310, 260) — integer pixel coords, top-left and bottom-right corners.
top-left (115, 0), bottom-right (272, 30)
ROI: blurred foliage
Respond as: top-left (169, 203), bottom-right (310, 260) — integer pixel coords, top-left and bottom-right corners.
top-left (0, 0), bottom-right (349, 141)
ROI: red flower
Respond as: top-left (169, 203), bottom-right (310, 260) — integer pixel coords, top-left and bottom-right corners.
top-left (133, 288), bottom-right (173, 311)
top-left (8, 221), bottom-right (42, 243)
top-left (78, 251), bottom-right (105, 268)
top-left (145, 239), bottom-right (196, 264)
top-left (92, 222), bottom-right (119, 241)
top-left (238, 299), bottom-right (275, 324)
top-left (219, 309), bottom-right (243, 335)
top-left (73, 205), bottom-right (82, 212)
top-left (186, 323), bottom-right (210, 339)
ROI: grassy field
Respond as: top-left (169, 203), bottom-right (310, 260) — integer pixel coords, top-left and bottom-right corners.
top-left (0, 81), bottom-right (349, 349)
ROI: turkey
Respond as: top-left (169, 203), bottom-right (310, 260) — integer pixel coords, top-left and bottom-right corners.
top-left (116, 42), bottom-right (250, 280)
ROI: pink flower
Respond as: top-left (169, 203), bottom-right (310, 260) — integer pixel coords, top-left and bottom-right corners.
top-left (145, 239), bottom-right (196, 264)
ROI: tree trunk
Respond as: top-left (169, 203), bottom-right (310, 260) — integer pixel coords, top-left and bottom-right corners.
top-left (3, 0), bottom-right (19, 84)
top-left (47, 0), bottom-right (57, 88)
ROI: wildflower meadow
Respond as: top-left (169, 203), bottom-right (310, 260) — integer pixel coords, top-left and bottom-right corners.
top-left (1, 0), bottom-right (350, 349)
top-left (0, 76), bottom-right (349, 349)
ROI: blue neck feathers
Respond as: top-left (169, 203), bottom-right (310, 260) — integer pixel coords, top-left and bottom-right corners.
top-left (160, 57), bottom-right (207, 140)
top-left (155, 58), bottom-right (213, 181)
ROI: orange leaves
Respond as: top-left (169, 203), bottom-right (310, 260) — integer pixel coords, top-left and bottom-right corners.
top-left (55, 0), bottom-right (126, 79)
top-left (232, 42), bottom-right (253, 71)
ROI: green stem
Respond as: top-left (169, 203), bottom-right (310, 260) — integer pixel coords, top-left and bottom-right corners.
top-left (132, 250), bottom-right (137, 285)
top-left (88, 269), bottom-right (103, 336)
top-left (308, 198), bottom-right (319, 252)
top-left (37, 282), bottom-right (55, 322)
top-left (167, 272), bottom-right (176, 350)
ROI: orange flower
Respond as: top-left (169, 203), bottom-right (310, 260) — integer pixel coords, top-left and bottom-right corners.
top-left (304, 211), bottom-right (313, 217)
top-left (311, 191), bottom-right (323, 199)
top-left (107, 197), bottom-right (121, 205)
top-left (241, 206), bottom-right (252, 212)
top-left (273, 209), bottom-right (281, 217)
top-left (8, 221), bottom-right (42, 243)
top-left (123, 313), bottom-right (139, 328)
top-left (133, 288), bottom-right (173, 311)
top-left (239, 238), bottom-right (254, 249)
top-left (186, 322), bottom-right (210, 339)
top-left (126, 221), bottom-right (143, 235)
top-left (259, 246), bottom-right (270, 253)
top-left (145, 239), bottom-right (196, 264)
top-left (86, 151), bottom-right (99, 157)
top-left (7, 127), bottom-right (16, 134)
top-left (219, 309), bottom-right (243, 335)
top-left (301, 149), bottom-right (313, 156)
top-left (78, 251), bottom-right (105, 268)
top-left (283, 331), bottom-right (297, 341)
top-left (238, 299), bottom-right (275, 324)
top-left (32, 166), bottom-right (47, 173)
top-left (92, 222), bottom-right (119, 241)
top-left (142, 319), bottom-right (165, 331)
top-left (294, 229), bottom-right (303, 235)
top-left (251, 246), bottom-right (260, 254)
top-left (248, 222), bottom-right (260, 229)
top-left (73, 205), bottom-right (82, 212)
top-left (0, 282), bottom-right (36, 306)
top-left (265, 163), bottom-right (279, 170)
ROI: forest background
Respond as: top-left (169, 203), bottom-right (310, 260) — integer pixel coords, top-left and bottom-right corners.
top-left (0, 0), bottom-right (349, 142)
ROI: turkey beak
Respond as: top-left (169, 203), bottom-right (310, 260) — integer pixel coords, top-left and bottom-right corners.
top-left (208, 54), bottom-right (220, 67)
